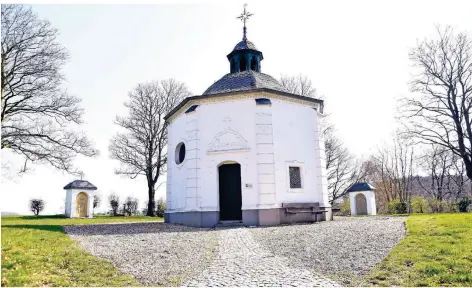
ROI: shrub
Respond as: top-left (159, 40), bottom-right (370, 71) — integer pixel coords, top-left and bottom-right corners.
top-left (341, 200), bottom-right (351, 215)
top-left (388, 199), bottom-right (408, 214)
top-left (93, 194), bottom-right (101, 211)
top-left (156, 197), bottom-right (166, 217)
top-left (108, 193), bottom-right (120, 216)
top-left (443, 200), bottom-right (458, 213)
top-left (411, 196), bottom-right (428, 213)
top-left (427, 199), bottom-right (458, 213)
top-left (457, 197), bottom-right (472, 212)
top-left (387, 199), bottom-right (399, 214)
top-left (428, 199), bottom-right (443, 213)
top-left (396, 202), bottom-right (408, 214)
top-left (29, 199), bottom-right (45, 216)
top-left (124, 196), bottom-right (139, 216)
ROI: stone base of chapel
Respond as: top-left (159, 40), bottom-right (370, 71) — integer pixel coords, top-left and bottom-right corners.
top-left (164, 207), bottom-right (332, 228)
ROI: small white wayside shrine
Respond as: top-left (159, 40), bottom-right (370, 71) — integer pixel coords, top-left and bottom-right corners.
top-left (348, 182), bottom-right (377, 216)
top-left (63, 180), bottom-right (97, 218)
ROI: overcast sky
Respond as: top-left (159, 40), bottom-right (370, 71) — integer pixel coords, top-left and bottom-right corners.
top-left (2, 0), bottom-right (472, 215)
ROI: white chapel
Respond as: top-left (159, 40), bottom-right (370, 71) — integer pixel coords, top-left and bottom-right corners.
top-left (164, 7), bottom-right (331, 227)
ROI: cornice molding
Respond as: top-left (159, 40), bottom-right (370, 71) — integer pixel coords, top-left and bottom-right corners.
top-left (167, 91), bottom-right (322, 123)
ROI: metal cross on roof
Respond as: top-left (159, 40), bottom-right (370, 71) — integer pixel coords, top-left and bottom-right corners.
top-left (237, 4), bottom-right (253, 41)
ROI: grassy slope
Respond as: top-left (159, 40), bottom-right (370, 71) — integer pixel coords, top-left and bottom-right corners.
top-left (1, 215), bottom-right (163, 287)
top-left (362, 213), bottom-right (472, 287)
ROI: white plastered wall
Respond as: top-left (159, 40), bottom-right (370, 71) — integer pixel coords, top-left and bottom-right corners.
top-left (271, 99), bottom-right (329, 207)
top-left (166, 93), bottom-right (327, 213)
top-left (349, 190), bottom-right (377, 215)
top-left (167, 97), bottom-right (258, 212)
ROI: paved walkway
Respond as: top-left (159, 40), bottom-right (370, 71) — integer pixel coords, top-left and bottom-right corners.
top-left (184, 228), bottom-right (339, 287)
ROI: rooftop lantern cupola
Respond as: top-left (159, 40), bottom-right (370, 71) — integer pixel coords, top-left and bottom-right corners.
top-left (227, 4), bottom-right (263, 74)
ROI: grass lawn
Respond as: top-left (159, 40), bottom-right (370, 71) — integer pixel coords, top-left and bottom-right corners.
top-left (362, 213), bottom-right (472, 287)
top-left (1, 215), bottom-right (163, 287)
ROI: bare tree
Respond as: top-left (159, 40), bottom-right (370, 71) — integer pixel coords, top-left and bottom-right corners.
top-left (108, 193), bottom-right (120, 216)
top-left (324, 128), bottom-right (362, 204)
top-left (93, 194), bottom-right (101, 212)
top-left (449, 155), bottom-right (471, 197)
top-left (417, 145), bottom-right (454, 202)
top-left (400, 26), bottom-right (472, 181)
top-left (1, 5), bottom-right (98, 174)
top-left (279, 74), bottom-right (319, 98)
top-left (29, 198), bottom-right (44, 216)
top-left (371, 134), bottom-right (415, 212)
top-left (124, 196), bottom-right (139, 216)
top-left (109, 79), bottom-right (191, 216)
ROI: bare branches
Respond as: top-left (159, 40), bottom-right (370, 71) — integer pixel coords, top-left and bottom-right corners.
top-left (370, 135), bottom-right (416, 206)
top-left (324, 128), bottom-right (360, 204)
top-left (109, 79), bottom-right (191, 216)
top-left (93, 194), bottom-right (101, 210)
top-left (399, 26), bottom-right (472, 181)
top-left (279, 74), bottom-right (320, 98)
top-left (123, 196), bottom-right (139, 216)
top-left (1, 4), bottom-right (98, 174)
top-left (417, 145), bottom-right (454, 201)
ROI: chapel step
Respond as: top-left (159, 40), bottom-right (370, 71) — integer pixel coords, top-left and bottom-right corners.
top-left (215, 220), bottom-right (245, 228)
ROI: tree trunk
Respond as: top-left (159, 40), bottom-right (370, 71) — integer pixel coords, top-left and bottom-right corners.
top-left (466, 162), bottom-right (472, 182)
top-left (1, 53), bottom-right (5, 108)
top-left (146, 185), bottom-right (156, 216)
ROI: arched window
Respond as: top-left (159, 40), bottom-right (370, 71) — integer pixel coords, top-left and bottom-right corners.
top-left (230, 59), bottom-right (236, 73)
top-left (239, 57), bottom-right (247, 72)
top-left (250, 56), bottom-right (257, 71)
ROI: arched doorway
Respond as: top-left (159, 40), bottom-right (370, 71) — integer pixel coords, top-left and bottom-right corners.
top-left (355, 193), bottom-right (367, 215)
top-left (76, 192), bottom-right (88, 218)
top-left (218, 163), bottom-right (242, 221)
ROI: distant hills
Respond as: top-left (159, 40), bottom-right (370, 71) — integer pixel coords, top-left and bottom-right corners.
top-left (1, 211), bottom-right (20, 216)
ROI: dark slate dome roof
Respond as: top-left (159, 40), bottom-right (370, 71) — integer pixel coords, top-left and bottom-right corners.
top-left (203, 71), bottom-right (288, 95)
top-left (346, 182), bottom-right (376, 192)
top-left (233, 40), bottom-right (258, 51)
top-left (63, 180), bottom-right (97, 190)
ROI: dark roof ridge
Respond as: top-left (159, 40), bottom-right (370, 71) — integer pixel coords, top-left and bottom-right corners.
top-left (203, 70), bottom-right (288, 95)
top-left (164, 87), bottom-right (323, 121)
top-left (346, 182), bottom-right (376, 193)
top-left (63, 180), bottom-right (97, 190)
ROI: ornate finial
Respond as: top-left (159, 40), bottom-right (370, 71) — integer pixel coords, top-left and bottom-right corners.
top-left (237, 4), bottom-right (253, 41)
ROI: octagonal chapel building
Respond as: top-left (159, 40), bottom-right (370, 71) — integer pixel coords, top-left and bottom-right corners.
top-left (164, 16), bottom-right (330, 228)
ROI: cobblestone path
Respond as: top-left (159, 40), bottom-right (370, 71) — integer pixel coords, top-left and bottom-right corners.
top-left (185, 228), bottom-right (339, 287)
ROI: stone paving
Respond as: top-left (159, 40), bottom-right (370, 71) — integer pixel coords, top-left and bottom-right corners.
top-left (184, 228), bottom-right (339, 287)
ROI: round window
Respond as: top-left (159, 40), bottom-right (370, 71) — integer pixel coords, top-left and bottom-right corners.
top-left (175, 142), bottom-right (186, 164)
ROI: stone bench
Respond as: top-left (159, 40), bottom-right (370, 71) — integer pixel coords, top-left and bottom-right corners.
top-left (282, 202), bottom-right (327, 222)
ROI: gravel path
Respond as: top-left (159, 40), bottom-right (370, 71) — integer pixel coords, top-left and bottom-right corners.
top-left (250, 216), bottom-right (406, 286)
top-left (65, 223), bottom-right (219, 286)
top-left (65, 216), bottom-right (406, 287)
top-left (185, 228), bottom-right (339, 287)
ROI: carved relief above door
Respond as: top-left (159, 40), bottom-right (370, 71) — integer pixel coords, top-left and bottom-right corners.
top-left (207, 117), bottom-right (250, 154)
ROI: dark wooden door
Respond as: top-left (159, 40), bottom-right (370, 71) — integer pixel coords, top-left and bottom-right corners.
top-left (218, 164), bottom-right (242, 221)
